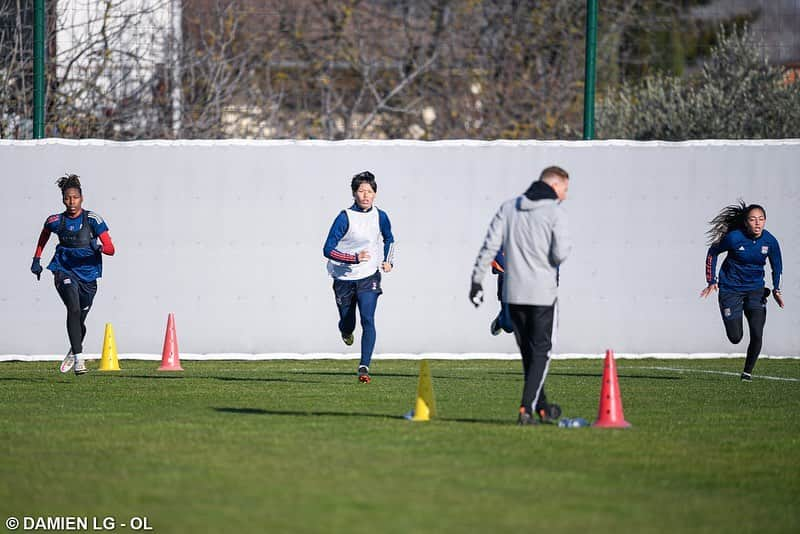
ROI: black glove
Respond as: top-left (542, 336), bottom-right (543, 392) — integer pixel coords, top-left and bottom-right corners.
top-left (469, 282), bottom-right (484, 308)
top-left (30, 257), bottom-right (42, 281)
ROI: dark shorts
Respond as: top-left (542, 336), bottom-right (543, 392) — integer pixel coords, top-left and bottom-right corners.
top-left (333, 270), bottom-right (382, 305)
top-left (718, 288), bottom-right (766, 322)
top-left (54, 270), bottom-right (98, 310)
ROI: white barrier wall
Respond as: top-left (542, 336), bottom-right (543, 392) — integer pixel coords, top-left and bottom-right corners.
top-left (1, 139), bottom-right (798, 356)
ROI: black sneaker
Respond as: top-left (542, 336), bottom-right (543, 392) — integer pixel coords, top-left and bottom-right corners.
top-left (537, 403), bottom-right (562, 424)
top-left (490, 318), bottom-right (501, 336)
top-left (517, 409), bottom-right (538, 426)
top-left (741, 372), bottom-right (752, 382)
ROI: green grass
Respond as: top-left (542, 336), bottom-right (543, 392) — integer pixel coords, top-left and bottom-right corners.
top-left (1, 359), bottom-right (799, 533)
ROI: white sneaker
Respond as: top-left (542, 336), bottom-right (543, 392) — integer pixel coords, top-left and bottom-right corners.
top-left (60, 350), bottom-right (75, 373)
top-left (74, 359), bottom-right (87, 375)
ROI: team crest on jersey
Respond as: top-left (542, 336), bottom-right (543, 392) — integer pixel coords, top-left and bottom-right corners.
top-left (761, 246), bottom-right (768, 254)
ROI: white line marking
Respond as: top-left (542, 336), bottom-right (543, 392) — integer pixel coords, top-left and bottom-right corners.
top-left (632, 366), bottom-right (800, 383)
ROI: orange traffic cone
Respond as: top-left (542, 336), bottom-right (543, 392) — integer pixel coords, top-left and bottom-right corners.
top-left (158, 313), bottom-right (184, 371)
top-left (593, 349), bottom-right (631, 428)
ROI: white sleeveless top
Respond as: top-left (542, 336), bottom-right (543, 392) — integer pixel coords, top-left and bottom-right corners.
top-left (327, 207), bottom-right (382, 280)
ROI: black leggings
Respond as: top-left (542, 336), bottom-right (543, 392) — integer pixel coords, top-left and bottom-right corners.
top-left (720, 289), bottom-right (767, 374)
top-left (54, 271), bottom-right (97, 354)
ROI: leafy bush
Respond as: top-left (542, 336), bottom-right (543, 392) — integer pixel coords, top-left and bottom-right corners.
top-left (599, 26), bottom-right (800, 140)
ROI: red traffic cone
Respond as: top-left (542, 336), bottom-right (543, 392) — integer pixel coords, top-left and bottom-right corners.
top-left (593, 349), bottom-right (631, 428)
top-left (158, 313), bottom-right (184, 371)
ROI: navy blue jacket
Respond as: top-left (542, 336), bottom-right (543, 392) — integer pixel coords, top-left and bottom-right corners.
top-left (705, 229), bottom-right (782, 292)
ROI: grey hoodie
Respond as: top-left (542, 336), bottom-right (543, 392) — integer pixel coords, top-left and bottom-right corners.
top-left (471, 192), bottom-right (571, 306)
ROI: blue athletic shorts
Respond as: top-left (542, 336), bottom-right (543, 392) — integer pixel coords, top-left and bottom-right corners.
top-left (333, 270), bottom-right (382, 305)
top-left (718, 288), bottom-right (766, 322)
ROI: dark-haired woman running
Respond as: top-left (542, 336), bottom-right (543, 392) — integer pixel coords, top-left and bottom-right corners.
top-left (31, 174), bottom-right (115, 375)
top-left (323, 171), bottom-right (395, 383)
top-left (701, 201), bottom-right (783, 381)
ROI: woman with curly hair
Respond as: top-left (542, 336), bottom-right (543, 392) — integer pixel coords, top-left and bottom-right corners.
top-left (31, 174), bottom-right (115, 375)
top-left (701, 201), bottom-right (783, 381)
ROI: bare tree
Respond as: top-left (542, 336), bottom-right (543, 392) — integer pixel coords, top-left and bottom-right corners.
top-left (3, 0), bottom-right (790, 140)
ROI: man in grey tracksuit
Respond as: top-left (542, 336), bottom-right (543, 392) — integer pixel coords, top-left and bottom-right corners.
top-left (470, 166), bottom-right (572, 425)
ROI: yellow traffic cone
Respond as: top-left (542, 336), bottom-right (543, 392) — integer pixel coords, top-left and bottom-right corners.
top-left (404, 360), bottom-right (436, 421)
top-left (98, 323), bottom-right (121, 371)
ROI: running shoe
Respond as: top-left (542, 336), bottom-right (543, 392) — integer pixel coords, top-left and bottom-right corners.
top-left (74, 359), bottom-right (87, 375)
top-left (537, 403), bottom-right (562, 424)
top-left (517, 407), bottom-right (538, 426)
top-left (357, 365), bottom-right (371, 383)
top-left (60, 350), bottom-right (75, 373)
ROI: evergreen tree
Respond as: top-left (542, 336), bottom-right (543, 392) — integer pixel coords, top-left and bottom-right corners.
top-left (598, 25), bottom-right (800, 140)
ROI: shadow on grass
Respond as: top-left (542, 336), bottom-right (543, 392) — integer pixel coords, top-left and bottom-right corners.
top-left (214, 407), bottom-right (513, 425)
top-left (214, 406), bottom-right (406, 420)
top-left (288, 370), bottom-right (474, 380)
top-left (0, 376), bottom-right (107, 384)
top-left (210, 376), bottom-right (322, 384)
top-left (438, 416), bottom-right (514, 426)
top-left (109, 375), bottom-right (322, 384)
top-left (0, 377), bottom-right (52, 383)
top-left (107, 374), bottom-right (186, 379)
top-left (553, 372), bottom-right (683, 380)
top-left (289, 370), bottom-right (417, 378)
top-left (487, 370), bottom-right (683, 380)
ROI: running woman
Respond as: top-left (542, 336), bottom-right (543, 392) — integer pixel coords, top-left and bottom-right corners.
top-left (323, 171), bottom-right (395, 383)
top-left (701, 201), bottom-right (783, 381)
top-left (490, 247), bottom-right (514, 336)
top-left (30, 174), bottom-right (116, 375)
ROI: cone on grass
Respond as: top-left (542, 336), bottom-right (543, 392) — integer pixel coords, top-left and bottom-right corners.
top-left (98, 323), bottom-right (121, 371)
top-left (404, 360), bottom-right (436, 421)
top-left (593, 349), bottom-right (631, 428)
top-left (158, 313), bottom-right (183, 371)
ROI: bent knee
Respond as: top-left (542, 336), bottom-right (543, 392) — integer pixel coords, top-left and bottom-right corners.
top-left (725, 331), bottom-right (743, 344)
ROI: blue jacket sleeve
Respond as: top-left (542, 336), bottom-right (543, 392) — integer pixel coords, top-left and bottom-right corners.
top-left (768, 236), bottom-right (783, 290)
top-left (379, 209), bottom-right (395, 264)
top-left (491, 248), bottom-right (505, 274)
top-left (323, 211), bottom-right (358, 263)
top-left (705, 235), bottom-right (729, 285)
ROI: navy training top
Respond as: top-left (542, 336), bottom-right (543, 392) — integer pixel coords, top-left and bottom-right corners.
top-left (44, 210), bottom-right (109, 282)
top-left (705, 229), bottom-right (782, 292)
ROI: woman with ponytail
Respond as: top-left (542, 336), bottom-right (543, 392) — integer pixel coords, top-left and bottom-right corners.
top-left (701, 201), bottom-right (783, 381)
top-left (30, 174), bottom-right (115, 375)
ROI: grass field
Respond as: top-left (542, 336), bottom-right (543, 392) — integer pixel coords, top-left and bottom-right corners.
top-left (1, 358), bottom-right (799, 533)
